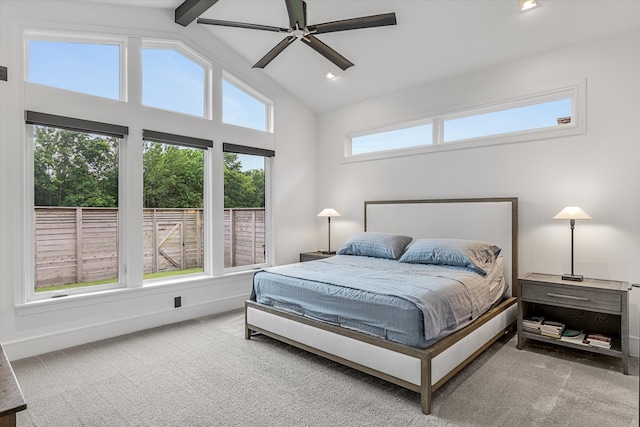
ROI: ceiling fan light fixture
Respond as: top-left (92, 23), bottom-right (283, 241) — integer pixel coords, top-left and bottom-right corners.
top-left (519, 0), bottom-right (538, 12)
top-left (325, 71), bottom-right (336, 80)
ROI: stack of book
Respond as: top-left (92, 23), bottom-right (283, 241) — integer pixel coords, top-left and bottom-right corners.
top-left (540, 320), bottom-right (565, 338)
top-left (522, 315), bottom-right (544, 333)
top-left (559, 328), bottom-right (587, 346)
top-left (585, 333), bottom-right (612, 349)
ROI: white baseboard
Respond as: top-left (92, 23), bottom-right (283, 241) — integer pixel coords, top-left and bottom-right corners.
top-left (5, 293), bottom-right (249, 361)
top-left (8, 299), bottom-right (638, 361)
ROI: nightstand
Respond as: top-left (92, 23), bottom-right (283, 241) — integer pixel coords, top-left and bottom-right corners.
top-left (517, 272), bottom-right (629, 374)
top-left (299, 251), bottom-right (335, 262)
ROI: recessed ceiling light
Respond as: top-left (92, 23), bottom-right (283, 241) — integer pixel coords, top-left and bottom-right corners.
top-left (325, 71), bottom-right (337, 80)
top-left (519, 0), bottom-right (538, 12)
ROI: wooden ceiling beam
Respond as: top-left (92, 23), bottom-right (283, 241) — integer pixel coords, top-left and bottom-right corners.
top-left (175, 0), bottom-right (219, 27)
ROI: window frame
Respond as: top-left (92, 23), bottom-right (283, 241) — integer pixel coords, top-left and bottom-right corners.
top-left (25, 112), bottom-right (128, 301)
top-left (347, 118), bottom-right (435, 157)
top-left (141, 38), bottom-right (213, 119)
top-left (19, 28), bottom-right (276, 305)
top-left (222, 143), bottom-right (273, 273)
top-left (441, 86), bottom-right (578, 144)
top-left (343, 81), bottom-right (585, 163)
top-left (24, 30), bottom-right (127, 101)
top-left (141, 129), bottom-right (213, 283)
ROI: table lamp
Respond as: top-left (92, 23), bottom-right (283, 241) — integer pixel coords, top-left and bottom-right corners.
top-left (317, 208), bottom-right (341, 254)
top-left (553, 206), bottom-right (591, 281)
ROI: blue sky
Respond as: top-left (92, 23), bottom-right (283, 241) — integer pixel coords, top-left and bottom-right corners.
top-left (443, 99), bottom-right (571, 142)
top-left (28, 39), bottom-right (267, 171)
top-left (352, 124), bottom-right (433, 155)
top-left (28, 40), bottom-right (120, 99)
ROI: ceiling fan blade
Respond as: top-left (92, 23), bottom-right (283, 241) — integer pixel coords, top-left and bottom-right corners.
top-left (300, 35), bottom-right (354, 71)
top-left (197, 18), bottom-right (289, 33)
top-left (285, 0), bottom-right (307, 30)
top-left (309, 12), bottom-right (397, 34)
top-left (175, 0), bottom-right (220, 27)
top-left (253, 36), bottom-right (297, 68)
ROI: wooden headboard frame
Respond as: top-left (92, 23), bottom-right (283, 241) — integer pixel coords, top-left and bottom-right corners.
top-left (364, 197), bottom-right (519, 296)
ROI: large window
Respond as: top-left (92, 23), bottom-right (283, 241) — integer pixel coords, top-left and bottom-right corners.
top-left (27, 112), bottom-right (127, 297)
top-left (22, 31), bottom-right (275, 302)
top-left (27, 36), bottom-right (123, 100)
top-left (142, 43), bottom-right (208, 117)
top-left (345, 84), bottom-right (582, 160)
top-left (223, 144), bottom-right (272, 269)
top-left (142, 130), bottom-right (212, 280)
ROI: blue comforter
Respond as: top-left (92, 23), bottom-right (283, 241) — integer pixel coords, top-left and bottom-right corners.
top-left (251, 255), bottom-right (504, 347)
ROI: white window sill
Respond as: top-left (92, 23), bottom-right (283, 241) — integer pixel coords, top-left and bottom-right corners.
top-left (15, 270), bottom-right (256, 316)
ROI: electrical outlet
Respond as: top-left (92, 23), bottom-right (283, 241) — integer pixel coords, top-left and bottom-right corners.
top-left (174, 296), bottom-right (181, 308)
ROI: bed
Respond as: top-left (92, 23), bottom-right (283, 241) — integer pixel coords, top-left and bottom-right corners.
top-left (245, 197), bottom-right (518, 414)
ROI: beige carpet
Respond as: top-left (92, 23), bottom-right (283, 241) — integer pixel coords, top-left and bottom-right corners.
top-left (12, 309), bottom-right (639, 426)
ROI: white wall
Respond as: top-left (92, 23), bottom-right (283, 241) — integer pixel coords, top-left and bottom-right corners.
top-left (316, 29), bottom-right (640, 356)
top-left (0, 1), bottom-right (317, 359)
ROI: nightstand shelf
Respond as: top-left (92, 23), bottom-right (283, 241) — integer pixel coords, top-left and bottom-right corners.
top-left (517, 272), bottom-right (629, 374)
top-left (519, 331), bottom-right (623, 356)
top-left (299, 251), bottom-right (335, 262)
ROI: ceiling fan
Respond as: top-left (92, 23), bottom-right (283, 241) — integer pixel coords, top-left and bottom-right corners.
top-left (196, 0), bottom-right (397, 70)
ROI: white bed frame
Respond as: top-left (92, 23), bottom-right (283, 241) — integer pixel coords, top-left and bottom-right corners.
top-left (245, 197), bottom-right (518, 414)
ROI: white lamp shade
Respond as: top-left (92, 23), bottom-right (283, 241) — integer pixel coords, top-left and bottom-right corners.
top-left (317, 208), bottom-right (341, 217)
top-left (553, 206), bottom-right (592, 220)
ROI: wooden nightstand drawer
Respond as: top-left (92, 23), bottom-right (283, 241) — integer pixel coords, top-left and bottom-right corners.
top-left (520, 282), bottom-right (622, 313)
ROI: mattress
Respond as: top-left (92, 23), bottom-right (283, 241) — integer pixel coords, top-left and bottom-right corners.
top-left (251, 254), bottom-right (506, 348)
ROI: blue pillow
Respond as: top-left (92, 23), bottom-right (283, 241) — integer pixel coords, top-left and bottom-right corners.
top-left (398, 238), bottom-right (501, 275)
top-left (337, 232), bottom-right (413, 260)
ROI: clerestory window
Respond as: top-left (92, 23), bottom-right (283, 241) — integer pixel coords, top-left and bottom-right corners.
top-left (345, 84), bottom-right (582, 161)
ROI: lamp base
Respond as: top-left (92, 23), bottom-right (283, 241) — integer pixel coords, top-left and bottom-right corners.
top-left (561, 273), bottom-right (584, 282)
top-left (321, 251), bottom-right (336, 255)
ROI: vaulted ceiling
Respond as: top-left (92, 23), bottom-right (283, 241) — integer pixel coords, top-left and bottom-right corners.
top-left (86, 1), bottom-right (640, 112)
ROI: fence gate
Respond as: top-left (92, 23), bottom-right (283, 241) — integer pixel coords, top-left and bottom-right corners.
top-left (151, 209), bottom-right (190, 273)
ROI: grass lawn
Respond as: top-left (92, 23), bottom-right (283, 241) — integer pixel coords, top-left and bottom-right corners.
top-left (35, 267), bottom-right (205, 293)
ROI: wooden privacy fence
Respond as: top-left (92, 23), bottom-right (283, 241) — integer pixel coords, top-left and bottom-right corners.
top-left (34, 207), bottom-right (265, 289)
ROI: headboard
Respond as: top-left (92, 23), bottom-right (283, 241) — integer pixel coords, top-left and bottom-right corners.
top-left (364, 197), bottom-right (518, 296)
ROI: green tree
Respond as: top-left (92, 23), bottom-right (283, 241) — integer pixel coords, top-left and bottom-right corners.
top-left (34, 127), bottom-right (118, 207)
top-left (223, 153), bottom-right (264, 208)
top-left (34, 128), bottom-right (264, 210)
top-left (143, 142), bottom-right (204, 208)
